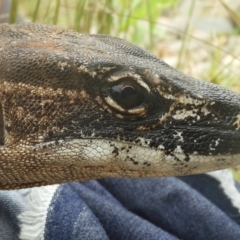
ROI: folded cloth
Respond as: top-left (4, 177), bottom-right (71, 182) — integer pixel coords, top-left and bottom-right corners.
top-left (1, 170), bottom-right (240, 240)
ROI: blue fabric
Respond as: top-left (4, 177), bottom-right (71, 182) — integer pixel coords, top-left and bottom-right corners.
top-left (1, 172), bottom-right (240, 239)
top-left (0, 191), bottom-right (25, 240)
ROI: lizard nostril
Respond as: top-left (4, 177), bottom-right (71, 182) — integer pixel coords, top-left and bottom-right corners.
top-left (0, 103), bottom-right (4, 145)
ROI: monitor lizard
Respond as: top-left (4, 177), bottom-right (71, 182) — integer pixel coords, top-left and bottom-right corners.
top-left (0, 22), bottom-right (240, 190)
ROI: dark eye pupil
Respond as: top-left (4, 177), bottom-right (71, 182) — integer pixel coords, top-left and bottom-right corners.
top-left (111, 82), bottom-right (143, 109)
top-left (122, 86), bottom-right (137, 100)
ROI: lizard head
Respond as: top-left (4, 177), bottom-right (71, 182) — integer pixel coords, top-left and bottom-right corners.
top-left (0, 23), bottom-right (240, 189)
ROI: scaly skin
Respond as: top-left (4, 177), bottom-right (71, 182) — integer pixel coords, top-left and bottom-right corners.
top-left (0, 23), bottom-right (240, 189)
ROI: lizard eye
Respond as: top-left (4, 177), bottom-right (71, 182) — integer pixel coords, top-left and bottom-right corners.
top-left (101, 77), bottom-right (150, 118)
top-left (110, 79), bottom-right (144, 109)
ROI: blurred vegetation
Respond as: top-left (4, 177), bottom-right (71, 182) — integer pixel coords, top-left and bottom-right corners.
top-left (17, 0), bottom-right (178, 51)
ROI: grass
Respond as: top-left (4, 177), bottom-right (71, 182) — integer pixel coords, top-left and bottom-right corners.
top-left (17, 0), bottom-right (178, 49)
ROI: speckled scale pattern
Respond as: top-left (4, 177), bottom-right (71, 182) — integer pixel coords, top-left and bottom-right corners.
top-left (0, 23), bottom-right (240, 189)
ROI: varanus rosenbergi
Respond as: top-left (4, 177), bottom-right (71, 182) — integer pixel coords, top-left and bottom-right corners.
top-left (0, 23), bottom-right (240, 189)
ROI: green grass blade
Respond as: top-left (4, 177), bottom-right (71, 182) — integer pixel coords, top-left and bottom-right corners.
top-left (9, 0), bottom-right (19, 23)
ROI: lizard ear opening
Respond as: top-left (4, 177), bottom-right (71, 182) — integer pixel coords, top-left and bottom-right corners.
top-left (0, 103), bottom-right (4, 145)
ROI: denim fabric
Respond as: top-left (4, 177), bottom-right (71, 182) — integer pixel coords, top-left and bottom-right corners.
top-left (0, 190), bottom-right (26, 240)
top-left (1, 172), bottom-right (240, 240)
top-left (45, 174), bottom-right (240, 240)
